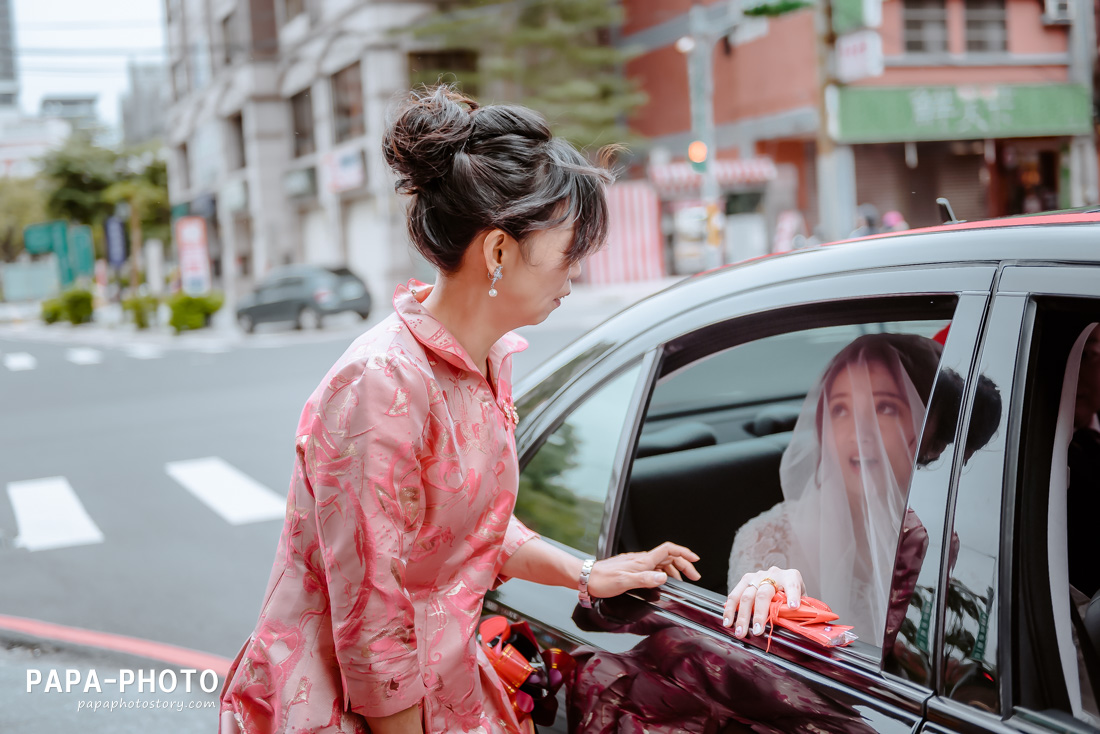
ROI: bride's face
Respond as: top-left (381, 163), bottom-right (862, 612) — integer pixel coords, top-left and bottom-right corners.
top-left (825, 360), bottom-right (917, 502)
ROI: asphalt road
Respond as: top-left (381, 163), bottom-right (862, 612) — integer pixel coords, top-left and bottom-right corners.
top-left (0, 317), bottom-right (585, 662)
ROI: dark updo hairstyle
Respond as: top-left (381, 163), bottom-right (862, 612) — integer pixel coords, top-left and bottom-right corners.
top-left (383, 84), bottom-right (615, 274)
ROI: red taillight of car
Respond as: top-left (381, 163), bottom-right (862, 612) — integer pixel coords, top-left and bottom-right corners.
top-left (313, 288), bottom-right (335, 304)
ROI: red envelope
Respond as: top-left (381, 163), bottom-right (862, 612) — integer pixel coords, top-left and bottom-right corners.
top-left (764, 591), bottom-right (857, 652)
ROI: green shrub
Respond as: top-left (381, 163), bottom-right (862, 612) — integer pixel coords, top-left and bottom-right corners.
top-left (41, 298), bottom-right (64, 324)
top-left (167, 291), bottom-right (223, 333)
top-left (122, 294), bottom-right (160, 330)
top-left (61, 288), bottom-right (94, 325)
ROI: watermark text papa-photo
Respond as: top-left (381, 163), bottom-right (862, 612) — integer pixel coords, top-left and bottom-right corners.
top-left (26, 668), bottom-right (219, 695)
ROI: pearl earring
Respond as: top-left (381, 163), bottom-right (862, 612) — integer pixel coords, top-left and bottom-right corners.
top-left (488, 265), bottom-right (502, 297)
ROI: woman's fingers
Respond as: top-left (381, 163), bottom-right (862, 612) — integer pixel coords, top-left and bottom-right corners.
top-left (783, 569), bottom-right (804, 609)
top-left (733, 584), bottom-right (758, 638)
top-left (645, 542), bottom-right (701, 582)
top-left (751, 581), bottom-right (777, 635)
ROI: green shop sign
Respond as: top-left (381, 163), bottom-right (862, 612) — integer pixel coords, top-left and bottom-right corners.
top-left (831, 84), bottom-right (1092, 144)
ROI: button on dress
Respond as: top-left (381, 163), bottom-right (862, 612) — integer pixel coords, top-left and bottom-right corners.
top-left (219, 280), bottom-right (538, 733)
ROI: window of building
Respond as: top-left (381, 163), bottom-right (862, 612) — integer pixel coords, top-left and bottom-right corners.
top-left (965, 0), bottom-right (1007, 53)
top-left (222, 11), bottom-right (240, 65)
top-left (190, 39), bottom-right (211, 91)
top-left (903, 0), bottom-right (948, 54)
top-left (282, 0), bottom-right (305, 24)
top-left (172, 60), bottom-right (188, 101)
top-left (515, 362), bottom-right (644, 554)
top-left (290, 88), bottom-right (316, 158)
top-left (177, 143), bottom-right (191, 190)
top-left (227, 113), bottom-right (246, 170)
top-left (407, 50), bottom-right (479, 96)
top-left (331, 63), bottom-right (365, 144)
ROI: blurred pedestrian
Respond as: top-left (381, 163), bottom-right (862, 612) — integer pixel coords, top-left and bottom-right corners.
top-left (217, 85), bottom-right (700, 734)
top-left (850, 203), bottom-right (881, 237)
top-left (882, 210), bottom-right (909, 232)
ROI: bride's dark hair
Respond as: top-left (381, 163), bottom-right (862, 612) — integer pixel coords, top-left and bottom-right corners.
top-left (382, 84), bottom-right (615, 274)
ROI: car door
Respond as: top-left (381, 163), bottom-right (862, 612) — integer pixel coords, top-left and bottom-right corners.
top-left (499, 263), bottom-right (995, 732)
top-left (920, 264), bottom-right (1100, 734)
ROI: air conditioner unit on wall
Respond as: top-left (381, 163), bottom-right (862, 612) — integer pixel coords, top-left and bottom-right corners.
top-left (1043, 0), bottom-right (1072, 24)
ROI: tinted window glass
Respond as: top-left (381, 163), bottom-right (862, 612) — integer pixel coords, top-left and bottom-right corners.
top-left (515, 363), bottom-right (643, 554)
top-left (1012, 297), bottom-right (1100, 724)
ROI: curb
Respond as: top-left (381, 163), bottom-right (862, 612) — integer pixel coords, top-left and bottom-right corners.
top-left (0, 615), bottom-right (232, 678)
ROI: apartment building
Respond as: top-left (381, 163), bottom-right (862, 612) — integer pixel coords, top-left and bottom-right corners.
top-left (163, 0), bottom-right (439, 308)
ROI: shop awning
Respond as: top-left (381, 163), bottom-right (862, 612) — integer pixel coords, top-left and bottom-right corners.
top-left (648, 158), bottom-right (778, 196)
top-left (583, 181), bottom-right (665, 284)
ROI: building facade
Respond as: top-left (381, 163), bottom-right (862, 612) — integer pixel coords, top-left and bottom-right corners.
top-left (620, 0), bottom-right (1097, 241)
top-left (163, 0), bottom-right (442, 314)
top-left (0, 0), bottom-right (17, 110)
top-left (121, 61), bottom-right (170, 147)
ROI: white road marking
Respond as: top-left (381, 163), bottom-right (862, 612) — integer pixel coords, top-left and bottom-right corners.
top-left (165, 457), bottom-right (286, 525)
top-left (66, 348), bottom-right (103, 365)
top-left (124, 344), bottom-right (164, 360)
top-left (7, 477), bottom-right (105, 552)
top-left (3, 352), bottom-right (37, 371)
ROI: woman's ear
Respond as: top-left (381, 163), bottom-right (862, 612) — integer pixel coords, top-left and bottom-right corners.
top-left (480, 229), bottom-right (508, 274)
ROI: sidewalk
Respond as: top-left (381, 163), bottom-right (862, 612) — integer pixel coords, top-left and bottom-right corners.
top-left (0, 277), bottom-right (688, 349)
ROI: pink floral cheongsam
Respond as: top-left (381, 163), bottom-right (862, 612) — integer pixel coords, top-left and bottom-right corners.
top-left (219, 280), bottom-right (539, 734)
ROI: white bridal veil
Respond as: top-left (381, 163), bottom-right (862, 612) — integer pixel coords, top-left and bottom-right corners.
top-left (751, 334), bottom-right (940, 645)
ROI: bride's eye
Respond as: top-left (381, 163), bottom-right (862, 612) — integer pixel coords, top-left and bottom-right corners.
top-left (876, 401), bottom-right (900, 417)
top-left (830, 402), bottom-right (849, 419)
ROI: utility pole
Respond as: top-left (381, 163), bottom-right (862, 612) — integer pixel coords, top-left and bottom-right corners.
top-left (813, 0), bottom-right (859, 240)
top-left (684, 2), bottom-right (743, 265)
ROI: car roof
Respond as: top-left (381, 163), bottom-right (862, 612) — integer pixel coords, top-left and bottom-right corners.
top-left (518, 213), bottom-right (1100, 392)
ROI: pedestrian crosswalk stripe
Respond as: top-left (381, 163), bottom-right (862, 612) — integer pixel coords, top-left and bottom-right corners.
top-left (6, 477), bottom-right (105, 552)
top-left (165, 457), bottom-right (286, 525)
top-left (65, 348), bottom-right (103, 365)
top-left (124, 344), bottom-right (164, 360)
top-left (3, 352), bottom-right (36, 371)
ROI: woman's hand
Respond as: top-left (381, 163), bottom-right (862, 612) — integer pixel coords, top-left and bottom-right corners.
top-left (723, 567), bottom-right (804, 639)
top-left (587, 542), bottom-right (701, 599)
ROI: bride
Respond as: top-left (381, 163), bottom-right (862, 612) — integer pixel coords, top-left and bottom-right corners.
top-left (723, 332), bottom-right (943, 646)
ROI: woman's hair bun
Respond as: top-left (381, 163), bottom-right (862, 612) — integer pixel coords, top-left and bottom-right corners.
top-left (383, 85), bottom-right (478, 194)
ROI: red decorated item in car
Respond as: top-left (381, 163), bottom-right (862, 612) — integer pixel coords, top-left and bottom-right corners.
top-left (764, 591), bottom-right (857, 652)
top-left (478, 616), bottom-right (574, 730)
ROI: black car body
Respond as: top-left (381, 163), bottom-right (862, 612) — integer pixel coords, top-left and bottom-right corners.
top-left (235, 265), bottom-right (372, 332)
top-left (490, 213), bottom-right (1100, 733)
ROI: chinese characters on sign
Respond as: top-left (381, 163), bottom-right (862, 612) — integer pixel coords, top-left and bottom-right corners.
top-left (834, 84), bottom-right (1091, 143)
top-left (908, 86), bottom-right (1015, 136)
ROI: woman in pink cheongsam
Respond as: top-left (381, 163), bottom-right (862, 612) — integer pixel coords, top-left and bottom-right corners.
top-left (218, 85), bottom-right (701, 734)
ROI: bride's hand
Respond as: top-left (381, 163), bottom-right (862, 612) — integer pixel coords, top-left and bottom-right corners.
top-left (587, 542), bottom-right (701, 599)
top-left (723, 567), bottom-right (804, 639)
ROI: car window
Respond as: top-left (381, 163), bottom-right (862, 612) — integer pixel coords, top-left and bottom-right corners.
top-left (515, 362), bottom-right (643, 554)
top-left (617, 311), bottom-right (953, 654)
top-left (1010, 296), bottom-right (1100, 727)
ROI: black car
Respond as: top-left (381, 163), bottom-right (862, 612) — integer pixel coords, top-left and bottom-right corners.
top-left (489, 212), bottom-right (1100, 733)
top-left (235, 265), bottom-right (372, 333)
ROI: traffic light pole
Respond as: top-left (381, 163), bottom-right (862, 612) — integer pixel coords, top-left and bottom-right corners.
top-left (686, 3), bottom-right (743, 258)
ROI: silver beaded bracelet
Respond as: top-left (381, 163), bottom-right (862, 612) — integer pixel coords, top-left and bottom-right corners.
top-left (578, 558), bottom-right (595, 608)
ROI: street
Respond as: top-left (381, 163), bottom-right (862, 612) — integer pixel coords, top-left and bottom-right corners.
top-left (0, 312), bottom-right (590, 660)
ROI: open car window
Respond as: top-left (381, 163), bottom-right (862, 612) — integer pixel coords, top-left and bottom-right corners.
top-left (615, 308), bottom-right (954, 657)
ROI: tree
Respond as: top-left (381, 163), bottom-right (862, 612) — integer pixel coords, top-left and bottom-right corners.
top-left (0, 178), bottom-right (48, 263)
top-left (407, 0), bottom-right (647, 150)
top-left (38, 134), bottom-right (121, 230)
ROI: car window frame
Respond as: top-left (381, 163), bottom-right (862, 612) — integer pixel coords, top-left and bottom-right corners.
top-left (994, 266), bottom-right (1100, 732)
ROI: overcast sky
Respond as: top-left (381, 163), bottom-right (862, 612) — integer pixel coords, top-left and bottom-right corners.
top-left (12, 0), bottom-right (166, 127)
